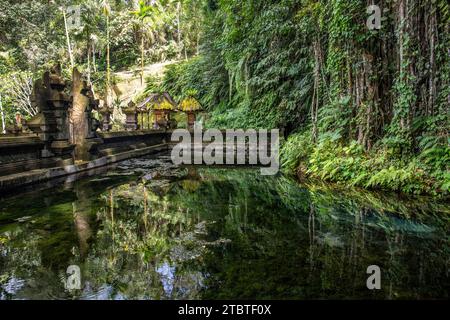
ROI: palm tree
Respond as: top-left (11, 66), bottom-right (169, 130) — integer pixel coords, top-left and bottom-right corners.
top-left (102, 0), bottom-right (111, 108)
top-left (77, 0), bottom-right (103, 84)
top-left (61, 6), bottom-right (75, 70)
top-left (131, 1), bottom-right (160, 85)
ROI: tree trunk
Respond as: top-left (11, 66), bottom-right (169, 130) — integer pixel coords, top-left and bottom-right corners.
top-left (87, 40), bottom-right (91, 85)
top-left (141, 25), bottom-right (145, 86)
top-left (428, 9), bottom-right (436, 116)
top-left (92, 42), bottom-right (97, 73)
top-left (62, 8), bottom-right (74, 70)
top-left (311, 40), bottom-right (321, 143)
top-left (106, 14), bottom-right (111, 109)
top-left (229, 71), bottom-right (234, 102)
top-left (399, 0), bottom-right (405, 76)
top-left (0, 94), bottom-right (5, 134)
top-left (398, 0), bottom-right (407, 132)
top-left (71, 68), bottom-right (90, 160)
top-left (197, 33), bottom-right (200, 55)
top-left (177, 2), bottom-right (182, 60)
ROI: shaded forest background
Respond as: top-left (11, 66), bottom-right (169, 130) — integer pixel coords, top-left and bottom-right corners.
top-left (0, 0), bottom-right (449, 195)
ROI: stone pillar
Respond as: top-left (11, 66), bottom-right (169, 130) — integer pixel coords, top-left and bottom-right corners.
top-left (27, 64), bottom-right (74, 163)
top-left (85, 84), bottom-right (100, 138)
top-left (24, 65), bottom-right (103, 164)
top-left (123, 102), bottom-right (139, 131)
top-left (100, 109), bottom-right (112, 132)
top-left (153, 110), bottom-right (160, 129)
top-left (48, 67), bottom-right (75, 160)
top-left (187, 112), bottom-right (197, 129)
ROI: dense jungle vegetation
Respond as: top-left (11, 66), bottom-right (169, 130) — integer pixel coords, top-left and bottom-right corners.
top-left (0, 0), bottom-right (449, 196)
top-left (160, 0), bottom-right (450, 196)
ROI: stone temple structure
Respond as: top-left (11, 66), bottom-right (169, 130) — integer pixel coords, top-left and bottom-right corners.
top-left (0, 65), bottom-right (205, 192)
top-left (0, 65), bottom-right (169, 192)
top-left (24, 64), bottom-right (102, 163)
top-left (27, 64), bottom-right (75, 164)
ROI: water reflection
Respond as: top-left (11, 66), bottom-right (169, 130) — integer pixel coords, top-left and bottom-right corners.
top-left (0, 155), bottom-right (448, 300)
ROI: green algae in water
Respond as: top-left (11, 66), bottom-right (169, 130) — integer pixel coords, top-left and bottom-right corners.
top-left (0, 156), bottom-right (448, 300)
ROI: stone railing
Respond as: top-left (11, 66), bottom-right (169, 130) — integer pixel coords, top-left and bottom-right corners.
top-left (0, 134), bottom-right (46, 176)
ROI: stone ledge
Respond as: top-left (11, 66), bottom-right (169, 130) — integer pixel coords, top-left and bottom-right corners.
top-left (98, 130), bottom-right (168, 139)
top-left (0, 144), bottom-right (169, 192)
top-left (0, 135), bottom-right (44, 148)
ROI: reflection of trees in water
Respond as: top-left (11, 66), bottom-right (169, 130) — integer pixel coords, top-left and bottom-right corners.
top-left (0, 203), bottom-right (82, 299)
top-left (296, 184), bottom-right (447, 299)
top-left (177, 169), bottom-right (448, 299)
top-left (0, 167), bottom-right (448, 299)
top-left (77, 179), bottom-right (212, 299)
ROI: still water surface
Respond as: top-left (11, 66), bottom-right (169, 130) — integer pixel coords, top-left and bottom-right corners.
top-left (0, 154), bottom-right (448, 299)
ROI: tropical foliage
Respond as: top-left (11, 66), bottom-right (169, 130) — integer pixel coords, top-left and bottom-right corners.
top-left (0, 0), bottom-right (203, 124)
top-left (0, 0), bottom-right (448, 195)
top-left (157, 0), bottom-right (450, 195)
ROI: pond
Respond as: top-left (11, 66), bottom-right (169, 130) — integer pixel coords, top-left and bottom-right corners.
top-left (0, 154), bottom-right (448, 300)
